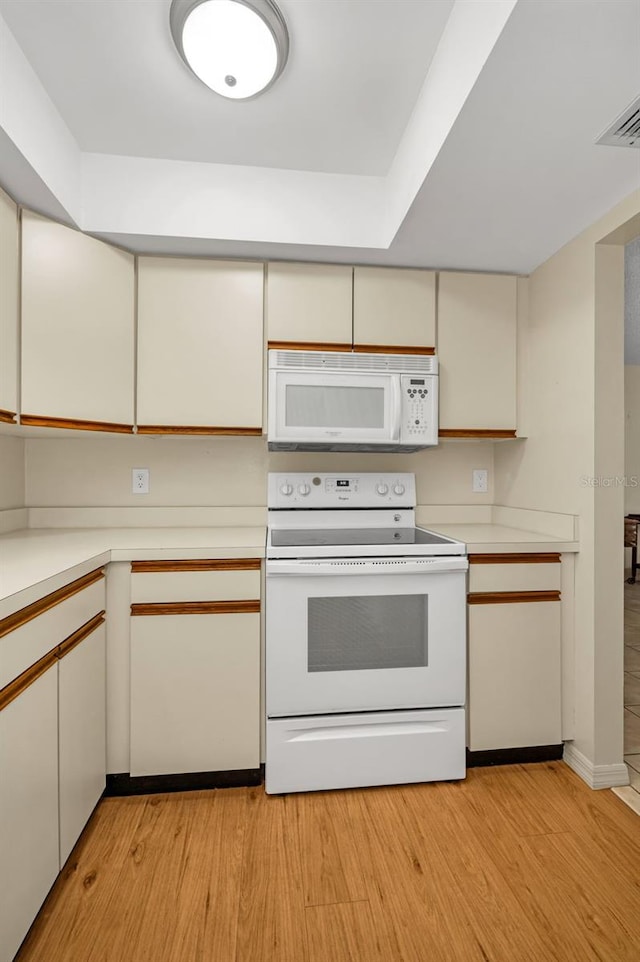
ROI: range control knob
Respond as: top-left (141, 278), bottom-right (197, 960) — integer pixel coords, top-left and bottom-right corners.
top-left (393, 483), bottom-right (406, 497)
top-left (279, 483), bottom-right (294, 496)
top-left (376, 483), bottom-right (389, 496)
top-left (297, 483), bottom-right (311, 496)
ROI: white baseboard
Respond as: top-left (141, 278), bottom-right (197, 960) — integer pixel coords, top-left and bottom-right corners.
top-left (563, 742), bottom-right (629, 789)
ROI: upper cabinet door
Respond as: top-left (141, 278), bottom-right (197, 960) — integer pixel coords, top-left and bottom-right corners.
top-left (137, 257), bottom-right (264, 432)
top-left (438, 272), bottom-right (517, 435)
top-left (353, 268), bottom-right (436, 353)
top-left (0, 188), bottom-right (19, 423)
top-left (21, 211), bottom-right (135, 431)
top-left (266, 262), bottom-right (352, 348)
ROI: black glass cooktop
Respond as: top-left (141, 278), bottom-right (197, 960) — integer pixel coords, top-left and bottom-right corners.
top-left (271, 527), bottom-right (454, 547)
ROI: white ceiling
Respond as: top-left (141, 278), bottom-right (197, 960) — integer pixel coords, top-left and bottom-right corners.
top-left (0, 0), bottom-right (638, 273)
top-left (0, 0), bottom-right (454, 175)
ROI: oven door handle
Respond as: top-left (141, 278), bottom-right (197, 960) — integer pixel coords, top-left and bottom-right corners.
top-left (266, 558), bottom-right (468, 576)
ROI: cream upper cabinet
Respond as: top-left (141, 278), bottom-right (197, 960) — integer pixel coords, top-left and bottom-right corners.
top-left (266, 262), bottom-right (352, 347)
top-left (137, 257), bottom-right (263, 431)
top-left (353, 267), bottom-right (436, 351)
top-left (21, 211), bottom-right (135, 429)
top-left (438, 272), bottom-right (517, 433)
top-left (0, 188), bottom-right (19, 422)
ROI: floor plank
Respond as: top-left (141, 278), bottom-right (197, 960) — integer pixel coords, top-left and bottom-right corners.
top-left (235, 789), bottom-right (308, 962)
top-left (15, 763), bottom-right (640, 962)
top-left (294, 789), bottom-right (368, 907)
top-left (359, 785), bottom-right (489, 962)
top-left (305, 900), bottom-right (387, 962)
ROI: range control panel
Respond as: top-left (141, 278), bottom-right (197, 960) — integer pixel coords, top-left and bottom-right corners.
top-left (268, 473), bottom-right (417, 509)
top-left (400, 374), bottom-right (437, 443)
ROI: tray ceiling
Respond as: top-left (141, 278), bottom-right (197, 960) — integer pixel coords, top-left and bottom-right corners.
top-left (0, 0), bottom-right (638, 273)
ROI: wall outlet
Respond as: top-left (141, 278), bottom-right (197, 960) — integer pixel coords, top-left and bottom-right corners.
top-left (472, 469), bottom-right (488, 494)
top-left (132, 468), bottom-right (150, 495)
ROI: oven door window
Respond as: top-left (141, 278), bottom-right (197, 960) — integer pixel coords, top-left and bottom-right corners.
top-left (308, 594), bottom-right (428, 672)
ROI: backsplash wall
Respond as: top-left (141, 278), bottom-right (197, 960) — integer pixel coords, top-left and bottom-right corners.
top-left (24, 436), bottom-right (494, 509)
top-left (0, 434), bottom-right (25, 510)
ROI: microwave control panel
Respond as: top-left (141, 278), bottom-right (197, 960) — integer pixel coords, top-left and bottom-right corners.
top-left (400, 375), bottom-right (438, 442)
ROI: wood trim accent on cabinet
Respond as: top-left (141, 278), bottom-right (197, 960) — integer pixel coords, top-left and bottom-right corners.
top-left (0, 650), bottom-right (58, 712)
top-left (136, 425), bottom-right (262, 436)
top-left (468, 590), bottom-right (561, 605)
top-left (469, 553), bottom-right (562, 565)
top-left (267, 340), bottom-right (353, 353)
top-left (131, 600), bottom-right (261, 616)
top-left (57, 612), bottom-right (105, 659)
top-left (0, 611), bottom-right (106, 711)
top-left (353, 344), bottom-right (436, 356)
top-left (20, 414), bottom-right (134, 434)
top-left (267, 341), bottom-right (437, 357)
top-left (131, 559), bottom-right (262, 573)
top-left (439, 429), bottom-right (518, 439)
top-left (0, 568), bottom-right (105, 638)
top-left (0, 408), bottom-right (17, 424)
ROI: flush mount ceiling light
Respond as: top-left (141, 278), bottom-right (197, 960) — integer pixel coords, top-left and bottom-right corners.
top-left (170, 0), bottom-right (289, 100)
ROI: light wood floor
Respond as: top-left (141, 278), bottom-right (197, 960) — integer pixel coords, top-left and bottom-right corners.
top-left (16, 762), bottom-right (640, 962)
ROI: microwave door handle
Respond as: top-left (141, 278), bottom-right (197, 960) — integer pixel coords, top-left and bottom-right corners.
top-left (391, 377), bottom-right (402, 441)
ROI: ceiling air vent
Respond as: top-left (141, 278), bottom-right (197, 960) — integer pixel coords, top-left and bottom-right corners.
top-left (596, 96), bottom-right (640, 148)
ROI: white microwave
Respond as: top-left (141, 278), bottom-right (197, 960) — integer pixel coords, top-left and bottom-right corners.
top-left (267, 349), bottom-right (439, 452)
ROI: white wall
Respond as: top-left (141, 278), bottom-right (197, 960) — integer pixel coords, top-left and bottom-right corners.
top-left (495, 189), bottom-right (640, 774)
top-left (0, 433), bottom-right (24, 509)
top-left (23, 435), bottom-right (494, 510)
top-left (625, 236), bottom-right (640, 364)
top-left (625, 365), bottom-right (640, 514)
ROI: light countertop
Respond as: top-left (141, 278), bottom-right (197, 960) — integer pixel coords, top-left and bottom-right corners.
top-left (1, 521), bottom-right (579, 618)
top-left (424, 522), bottom-right (579, 555)
top-left (0, 526), bottom-right (267, 617)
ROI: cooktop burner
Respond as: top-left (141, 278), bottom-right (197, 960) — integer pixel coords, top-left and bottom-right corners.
top-left (270, 527), bottom-right (456, 547)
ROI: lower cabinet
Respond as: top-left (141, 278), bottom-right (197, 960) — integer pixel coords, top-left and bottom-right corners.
top-left (0, 667), bottom-right (59, 962)
top-left (58, 622), bottom-right (107, 865)
top-left (467, 554), bottom-right (563, 753)
top-left (129, 560), bottom-right (261, 778)
top-left (0, 572), bottom-right (106, 962)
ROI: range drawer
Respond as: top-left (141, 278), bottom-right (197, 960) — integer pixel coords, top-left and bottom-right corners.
top-left (0, 570), bottom-right (105, 689)
top-left (266, 708), bottom-right (465, 794)
top-left (130, 559), bottom-right (261, 603)
top-left (468, 553), bottom-right (561, 594)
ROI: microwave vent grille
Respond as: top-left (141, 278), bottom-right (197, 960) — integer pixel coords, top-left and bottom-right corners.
top-left (271, 350), bottom-right (437, 374)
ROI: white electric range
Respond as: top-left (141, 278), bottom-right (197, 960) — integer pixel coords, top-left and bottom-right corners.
top-left (265, 472), bottom-right (468, 794)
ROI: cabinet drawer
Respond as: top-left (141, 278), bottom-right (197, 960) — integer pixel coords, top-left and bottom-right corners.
top-left (131, 561), bottom-right (261, 603)
top-left (0, 573), bottom-right (105, 689)
top-left (468, 558), bottom-right (561, 594)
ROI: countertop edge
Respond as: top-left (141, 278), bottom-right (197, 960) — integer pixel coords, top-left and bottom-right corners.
top-left (0, 527), bottom-right (267, 619)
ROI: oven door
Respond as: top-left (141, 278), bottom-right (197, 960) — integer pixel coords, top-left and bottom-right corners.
top-left (266, 557), bottom-right (467, 717)
top-left (268, 369), bottom-right (399, 446)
